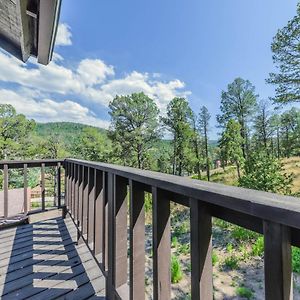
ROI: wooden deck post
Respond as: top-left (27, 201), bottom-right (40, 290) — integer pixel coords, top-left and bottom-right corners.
top-left (129, 180), bottom-right (145, 300)
top-left (23, 163), bottom-right (28, 214)
top-left (41, 163), bottom-right (45, 211)
top-left (67, 162), bottom-right (71, 210)
top-left (264, 221), bottom-right (293, 300)
top-left (152, 187), bottom-right (171, 300)
top-left (66, 162), bottom-right (70, 209)
top-left (57, 162), bottom-right (61, 208)
top-left (190, 198), bottom-right (213, 300)
top-left (3, 164), bottom-right (8, 219)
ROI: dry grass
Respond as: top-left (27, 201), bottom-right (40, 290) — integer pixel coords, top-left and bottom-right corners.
top-left (203, 156), bottom-right (300, 194)
top-left (281, 156), bottom-right (300, 194)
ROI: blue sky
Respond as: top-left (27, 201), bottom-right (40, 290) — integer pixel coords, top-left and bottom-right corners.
top-left (0, 0), bottom-right (299, 138)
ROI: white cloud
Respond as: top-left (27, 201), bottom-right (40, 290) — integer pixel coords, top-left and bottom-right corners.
top-left (77, 59), bottom-right (114, 86)
top-left (0, 50), bottom-right (191, 112)
top-left (56, 23), bottom-right (72, 46)
top-left (0, 31), bottom-right (192, 128)
top-left (99, 71), bottom-right (191, 111)
top-left (0, 89), bottom-right (110, 128)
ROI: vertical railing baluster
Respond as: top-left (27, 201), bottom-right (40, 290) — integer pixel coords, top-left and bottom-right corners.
top-left (88, 168), bottom-right (95, 248)
top-left (73, 164), bottom-right (77, 221)
top-left (77, 165), bottom-right (82, 229)
top-left (107, 172), bottom-right (115, 299)
top-left (129, 180), bottom-right (145, 300)
top-left (94, 169), bottom-right (104, 259)
top-left (23, 163), bottom-right (28, 214)
top-left (41, 163), bottom-right (45, 211)
top-left (264, 221), bottom-right (292, 300)
top-left (190, 199), bottom-right (213, 300)
top-left (3, 164), bottom-right (8, 219)
top-left (65, 161), bottom-right (68, 209)
top-left (71, 163), bottom-right (75, 216)
top-left (152, 187), bottom-right (171, 300)
top-left (82, 166), bottom-right (89, 237)
top-left (57, 162), bottom-right (61, 208)
top-left (67, 162), bottom-right (71, 210)
top-left (104, 172), bottom-right (109, 271)
top-left (107, 173), bottom-right (128, 298)
top-left (114, 175), bottom-right (128, 295)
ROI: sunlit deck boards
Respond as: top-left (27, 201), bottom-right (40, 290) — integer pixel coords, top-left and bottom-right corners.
top-left (0, 215), bottom-right (106, 299)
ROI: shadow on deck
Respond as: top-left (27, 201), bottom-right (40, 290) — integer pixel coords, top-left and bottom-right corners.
top-left (0, 214), bottom-right (106, 299)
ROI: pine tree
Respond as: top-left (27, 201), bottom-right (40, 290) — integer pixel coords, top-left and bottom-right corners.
top-left (198, 106), bottom-right (211, 181)
top-left (217, 78), bottom-right (258, 158)
top-left (162, 97), bottom-right (193, 176)
top-left (219, 119), bottom-right (245, 179)
top-left (267, 3), bottom-right (300, 104)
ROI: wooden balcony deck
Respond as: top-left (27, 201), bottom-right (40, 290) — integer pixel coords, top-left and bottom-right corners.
top-left (0, 212), bottom-right (106, 300)
top-left (1, 159), bottom-right (300, 299)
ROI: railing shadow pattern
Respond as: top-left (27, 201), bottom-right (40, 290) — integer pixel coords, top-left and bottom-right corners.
top-left (0, 216), bottom-right (105, 299)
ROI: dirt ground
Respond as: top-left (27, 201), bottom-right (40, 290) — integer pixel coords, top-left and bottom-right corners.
top-left (143, 207), bottom-right (300, 300)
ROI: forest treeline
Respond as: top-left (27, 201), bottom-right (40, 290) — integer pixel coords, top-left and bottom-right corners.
top-left (2, 3), bottom-right (300, 195)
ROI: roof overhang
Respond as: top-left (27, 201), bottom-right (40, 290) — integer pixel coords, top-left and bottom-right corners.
top-left (0, 0), bottom-right (62, 65)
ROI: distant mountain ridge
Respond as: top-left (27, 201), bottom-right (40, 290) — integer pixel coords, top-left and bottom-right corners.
top-left (35, 122), bottom-right (218, 147)
top-left (35, 122), bottom-right (107, 143)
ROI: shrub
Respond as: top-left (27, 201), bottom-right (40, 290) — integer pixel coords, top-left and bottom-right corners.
top-left (212, 251), bottom-right (219, 266)
top-left (226, 243), bottom-right (234, 253)
top-left (214, 218), bottom-right (230, 230)
top-left (223, 255), bottom-right (239, 270)
top-left (292, 247), bottom-right (300, 273)
top-left (178, 243), bottom-right (190, 255)
top-left (236, 286), bottom-right (253, 299)
top-left (231, 226), bottom-right (258, 242)
top-left (251, 237), bottom-right (264, 257)
top-left (238, 150), bottom-right (293, 195)
top-left (171, 255), bottom-right (183, 283)
top-left (239, 244), bottom-right (249, 260)
top-left (174, 221), bottom-right (189, 236)
top-left (144, 193), bottom-right (152, 213)
top-left (171, 236), bottom-right (179, 248)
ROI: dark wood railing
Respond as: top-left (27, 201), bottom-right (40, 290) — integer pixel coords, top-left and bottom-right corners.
top-left (0, 159), bottom-right (64, 224)
top-left (65, 158), bottom-right (300, 300)
top-left (1, 158), bottom-right (300, 299)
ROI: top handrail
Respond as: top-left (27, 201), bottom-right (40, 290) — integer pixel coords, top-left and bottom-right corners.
top-left (0, 159), bottom-right (64, 169)
top-left (1, 158), bottom-right (299, 230)
top-left (65, 158), bottom-right (300, 230)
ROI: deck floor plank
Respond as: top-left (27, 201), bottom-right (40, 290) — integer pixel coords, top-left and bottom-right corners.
top-left (0, 215), bottom-right (106, 300)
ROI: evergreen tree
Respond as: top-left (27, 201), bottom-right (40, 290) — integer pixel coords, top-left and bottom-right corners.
top-left (108, 92), bottom-right (160, 169)
top-left (269, 114), bottom-right (281, 159)
top-left (239, 151), bottom-right (293, 194)
top-left (217, 78), bottom-right (258, 158)
top-left (191, 113), bottom-right (202, 179)
top-left (162, 97), bottom-right (193, 176)
top-left (74, 127), bottom-right (111, 162)
top-left (198, 106), bottom-right (211, 181)
top-left (280, 108), bottom-right (300, 157)
top-left (0, 104), bottom-right (35, 160)
top-left (267, 3), bottom-right (300, 104)
top-left (253, 101), bottom-right (272, 150)
top-left (219, 120), bottom-right (245, 179)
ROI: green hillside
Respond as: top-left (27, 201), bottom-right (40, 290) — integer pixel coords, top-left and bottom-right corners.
top-left (35, 122), bottom-right (107, 143)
